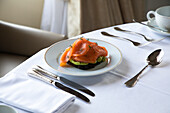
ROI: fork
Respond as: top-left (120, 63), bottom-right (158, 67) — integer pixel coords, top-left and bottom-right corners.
top-left (114, 27), bottom-right (156, 42)
top-left (101, 31), bottom-right (165, 47)
top-left (132, 19), bottom-right (169, 33)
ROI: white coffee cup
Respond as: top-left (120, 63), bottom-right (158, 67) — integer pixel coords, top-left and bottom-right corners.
top-left (147, 6), bottom-right (170, 31)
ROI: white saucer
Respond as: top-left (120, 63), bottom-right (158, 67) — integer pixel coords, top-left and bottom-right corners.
top-left (147, 18), bottom-right (170, 36)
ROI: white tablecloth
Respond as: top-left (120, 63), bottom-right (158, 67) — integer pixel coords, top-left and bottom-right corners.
top-left (1, 23), bottom-right (170, 113)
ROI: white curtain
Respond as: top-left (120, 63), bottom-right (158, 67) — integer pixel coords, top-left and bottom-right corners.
top-left (40, 0), bottom-right (68, 35)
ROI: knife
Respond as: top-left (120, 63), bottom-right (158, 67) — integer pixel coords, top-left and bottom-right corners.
top-left (28, 69), bottom-right (90, 103)
top-left (32, 65), bottom-right (95, 97)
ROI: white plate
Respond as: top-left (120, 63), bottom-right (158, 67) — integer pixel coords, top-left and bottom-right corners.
top-left (147, 18), bottom-right (170, 36)
top-left (44, 38), bottom-right (122, 76)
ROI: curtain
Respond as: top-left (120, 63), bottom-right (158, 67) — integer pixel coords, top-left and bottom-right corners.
top-left (67, 0), bottom-right (145, 37)
top-left (41, 0), bottom-right (68, 35)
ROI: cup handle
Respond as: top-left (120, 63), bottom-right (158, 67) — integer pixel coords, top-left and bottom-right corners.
top-left (147, 11), bottom-right (155, 20)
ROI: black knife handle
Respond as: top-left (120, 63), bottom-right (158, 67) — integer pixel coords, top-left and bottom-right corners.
top-left (53, 82), bottom-right (90, 103)
top-left (60, 77), bottom-right (95, 97)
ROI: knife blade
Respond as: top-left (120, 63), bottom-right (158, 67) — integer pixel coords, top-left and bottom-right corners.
top-left (33, 65), bottom-right (95, 97)
top-left (28, 69), bottom-right (90, 103)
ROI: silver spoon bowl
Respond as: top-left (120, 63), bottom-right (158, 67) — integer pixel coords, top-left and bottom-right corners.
top-left (125, 49), bottom-right (164, 87)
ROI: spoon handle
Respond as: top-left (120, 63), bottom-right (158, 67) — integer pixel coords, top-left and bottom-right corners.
top-left (125, 64), bottom-right (149, 87)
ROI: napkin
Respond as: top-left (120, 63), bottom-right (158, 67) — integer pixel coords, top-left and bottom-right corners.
top-left (0, 71), bottom-right (75, 113)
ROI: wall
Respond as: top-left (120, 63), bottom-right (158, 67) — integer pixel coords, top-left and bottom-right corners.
top-left (0, 0), bottom-right (169, 28)
top-left (0, 0), bottom-right (44, 28)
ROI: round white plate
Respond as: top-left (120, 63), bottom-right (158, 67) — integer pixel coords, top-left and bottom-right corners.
top-left (147, 18), bottom-right (170, 36)
top-left (44, 38), bottom-right (122, 76)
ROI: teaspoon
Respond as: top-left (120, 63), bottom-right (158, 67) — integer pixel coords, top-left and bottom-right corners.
top-left (125, 49), bottom-right (164, 87)
top-left (114, 27), bottom-right (154, 42)
top-left (101, 31), bottom-right (152, 47)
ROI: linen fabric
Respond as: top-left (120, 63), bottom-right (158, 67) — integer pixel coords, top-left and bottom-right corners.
top-left (0, 49), bottom-right (75, 113)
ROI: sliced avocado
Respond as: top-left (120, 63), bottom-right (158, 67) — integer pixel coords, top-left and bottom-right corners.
top-left (97, 56), bottom-right (106, 62)
top-left (70, 59), bottom-right (88, 65)
top-left (102, 56), bottom-right (106, 62)
top-left (97, 56), bottom-right (103, 62)
top-left (69, 56), bottom-right (106, 66)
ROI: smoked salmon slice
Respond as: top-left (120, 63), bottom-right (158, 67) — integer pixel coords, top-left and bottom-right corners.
top-left (60, 38), bottom-right (108, 67)
top-left (71, 38), bottom-right (90, 56)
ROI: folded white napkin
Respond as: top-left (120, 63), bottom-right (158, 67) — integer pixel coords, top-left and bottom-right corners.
top-left (0, 71), bottom-right (75, 113)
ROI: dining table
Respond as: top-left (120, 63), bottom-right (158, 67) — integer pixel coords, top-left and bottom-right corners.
top-left (1, 22), bottom-right (170, 113)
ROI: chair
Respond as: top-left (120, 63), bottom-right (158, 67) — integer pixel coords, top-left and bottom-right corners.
top-left (0, 20), bottom-right (67, 77)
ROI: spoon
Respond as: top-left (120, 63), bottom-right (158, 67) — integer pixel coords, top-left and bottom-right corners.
top-left (114, 27), bottom-right (155, 42)
top-left (125, 49), bottom-right (164, 87)
top-left (101, 31), bottom-right (152, 47)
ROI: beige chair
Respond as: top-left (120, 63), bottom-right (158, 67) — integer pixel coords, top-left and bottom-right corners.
top-left (0, 20), bottom-right (67, 77)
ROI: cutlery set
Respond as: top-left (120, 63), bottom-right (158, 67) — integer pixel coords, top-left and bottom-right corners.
top-left (101, 21), bottom-right (165, 87)
top-left (101, 20), bottom-right (165, 47)
top-left (101, 31), bottom-right (153, 47)
top-left (28, 65), bottom-right (95, 103)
